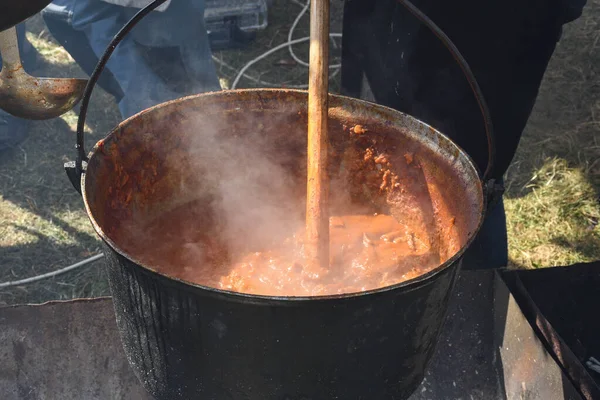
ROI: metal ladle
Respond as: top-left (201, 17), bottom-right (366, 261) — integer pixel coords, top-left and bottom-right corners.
top-left (0, 26), bottom-right (87, 120)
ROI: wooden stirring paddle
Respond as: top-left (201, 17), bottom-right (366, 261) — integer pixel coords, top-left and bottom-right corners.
top-left (305, 0), bottom-right (330, 274)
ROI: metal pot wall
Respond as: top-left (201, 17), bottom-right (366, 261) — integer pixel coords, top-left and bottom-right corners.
top-left (77, 89), bottom-right (486, 399)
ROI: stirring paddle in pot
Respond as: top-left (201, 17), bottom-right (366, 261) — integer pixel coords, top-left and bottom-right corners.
top-left (305, 0), bottom-right (330, 275)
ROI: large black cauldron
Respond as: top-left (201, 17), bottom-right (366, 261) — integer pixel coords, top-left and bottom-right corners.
top-left (64, 1), bottom-right (495, 398)
top-left (76, 89), bottom-right (485, 399)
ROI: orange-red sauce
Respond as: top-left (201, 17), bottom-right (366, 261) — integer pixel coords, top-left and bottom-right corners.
top-left (123, 200), bottom-right (440, 296)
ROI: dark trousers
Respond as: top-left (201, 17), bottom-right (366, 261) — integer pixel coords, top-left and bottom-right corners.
top-left (341, 0), bottom-right (586, 269)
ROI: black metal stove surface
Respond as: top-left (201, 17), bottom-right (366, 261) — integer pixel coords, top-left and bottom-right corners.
top-left (409, 270), bottom-right (582, 400)
top-left (502, 262), bottom-right (600, 400)
top-left (0, 270), bottom-right (584, 400)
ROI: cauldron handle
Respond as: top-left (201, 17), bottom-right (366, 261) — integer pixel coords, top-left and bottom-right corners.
top-left (65, 0), bottom-right (503, 207)
top-left (64, 0), bottom-right (169, 194)
top-left (397, 0), bottom-right (503, 209)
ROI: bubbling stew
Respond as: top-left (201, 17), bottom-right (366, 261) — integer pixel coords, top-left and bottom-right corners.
top-left (110, 119), bottom-right (468, 297)
top-left (123, 199), bottom-right (442, 296)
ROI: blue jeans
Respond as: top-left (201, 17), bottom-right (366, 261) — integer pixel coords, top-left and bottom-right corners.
top-left (42, 0), bottom-right (220, 118)
top-left (0, 24), bottom-right (32, 148)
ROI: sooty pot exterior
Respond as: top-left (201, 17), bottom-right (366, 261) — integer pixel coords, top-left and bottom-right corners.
top-left (104, 243), bottom-right (461, 400)
top-left (81, 90), bottom-right (485, 400)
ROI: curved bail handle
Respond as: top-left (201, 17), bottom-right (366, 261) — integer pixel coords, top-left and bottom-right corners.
top-left (396, 0), bottom-right (503, 208)
top-left (65, 0), bottom-right (168, 193)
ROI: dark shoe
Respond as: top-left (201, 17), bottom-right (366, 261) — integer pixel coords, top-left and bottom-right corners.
top-left (0, 113), bottom-right (30, 152)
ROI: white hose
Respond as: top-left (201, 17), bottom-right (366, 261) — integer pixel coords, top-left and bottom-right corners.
top-left (214, 55), bottom-right (310, 89)
top-left (231, 0), bottom-right (343, 89)
top-left (0, 254), bottom-right (105, 289)
top-left (587, 357), bottom-right (600, 374)
top-left (287, 0), bottom-right (342, 69)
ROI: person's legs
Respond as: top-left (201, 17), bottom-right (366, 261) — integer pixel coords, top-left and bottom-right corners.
top-left (43, 0), bottom-right (181, 118)
top-left (47, 0), bottom-right (219, 118)
top-left (175, 0), bottom-right (221, 94)
top-left (462, 196), bottom-right (509, 270)
top-left (42, 3), bottom-right (124, 101)
top-left (72, 0), bottom-right (182, 117)
top-left (341, 0), bottom-right (586, 269)
top-left (123, 0), bottom-right (221, 94)
top-left (0, 111), bottom-right (29, 152)
top-left (0, 24), bottom-right (34, 152)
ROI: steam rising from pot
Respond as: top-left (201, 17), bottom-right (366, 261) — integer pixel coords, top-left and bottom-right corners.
top-left (104, 94), bottom-right (477, 296)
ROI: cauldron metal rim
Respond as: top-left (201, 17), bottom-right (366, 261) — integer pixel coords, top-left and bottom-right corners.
top-left (81, 88), bottom-right (487, 304)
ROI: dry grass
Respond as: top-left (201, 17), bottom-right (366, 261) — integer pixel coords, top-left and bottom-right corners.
top-left (0, 17), bottom-right (119, 306)
top-left (25, 30), bottom-right (75, 66)
top-left (506, 158), bottom-right (600, 268)
top-left (0, 0), bottom-right (598, 305)
top-left (504, 0), bottom-right (600, 267)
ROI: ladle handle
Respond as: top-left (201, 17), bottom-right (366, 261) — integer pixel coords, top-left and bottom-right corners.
top-left (0, 27), bottom-right (23, 70)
